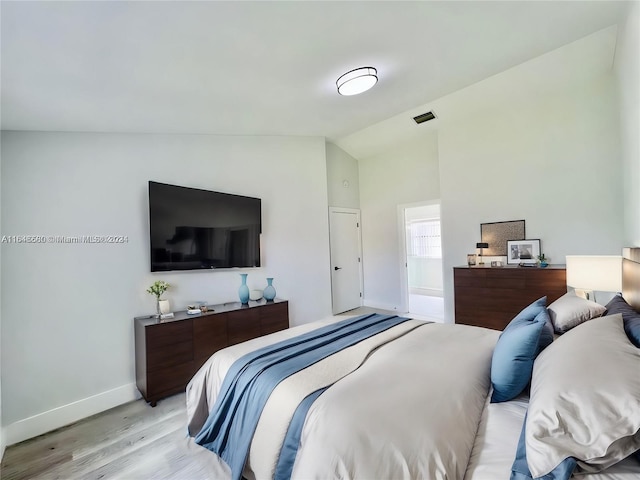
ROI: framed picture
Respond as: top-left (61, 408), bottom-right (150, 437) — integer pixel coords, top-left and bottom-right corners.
top-left (467, 254), bottom-right (476, 266)
top-left (507, 239), bottom-right (541, 265)
top-left (480, 220), bottom-right (525, 256)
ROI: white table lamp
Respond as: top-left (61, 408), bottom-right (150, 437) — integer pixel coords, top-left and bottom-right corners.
top-left (565, 255), bottom-right (622, 302)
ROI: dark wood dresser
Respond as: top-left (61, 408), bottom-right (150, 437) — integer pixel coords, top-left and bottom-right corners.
top-left (454, 266), bottom-right (566, 330)
top-left (135, 299), bottom-right (289, 406)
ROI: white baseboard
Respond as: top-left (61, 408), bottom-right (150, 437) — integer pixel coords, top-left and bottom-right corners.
top-left (362, 300), bottom-right (402, 313)
top-left (409, 287), bottom-right (444, 297)
top-left (5, 383), bottom-right (141, 447)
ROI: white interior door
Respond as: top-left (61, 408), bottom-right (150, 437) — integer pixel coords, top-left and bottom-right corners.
top-left (329, 208), bottom-right (363, 314)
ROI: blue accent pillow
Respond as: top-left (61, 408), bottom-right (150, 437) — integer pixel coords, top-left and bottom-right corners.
top-left (490, 297), bottom-right (548, 403)
top-left (538, 315), bottom-right (554, 352)
top-left (604, 294), bottom-right (640, 348)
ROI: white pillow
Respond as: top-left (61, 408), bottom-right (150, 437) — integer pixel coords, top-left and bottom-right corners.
top-left (525, 314), bottom-right (640, 477)
top-left (547, 291), bottom-right (606, 333)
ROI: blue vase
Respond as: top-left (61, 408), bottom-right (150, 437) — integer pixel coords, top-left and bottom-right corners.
top-left (238, 273), bottom-right (250, 304)
top-left (263, 277), bottom-right (276, 301)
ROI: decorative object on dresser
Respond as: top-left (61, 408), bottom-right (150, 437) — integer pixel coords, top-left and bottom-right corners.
top-left (476, 242), bottom-right (489, 265)
top-left (537, 253), bottom-right (548, 267)
top-left (186, 301), bottom-right (208, 314)
top-left (263, 277), bottom-right (276, 301)
top-left (238, 273), bottom-right (250, 304)
top-left (134, 299), bottom-right (289, 406)
top-left (250, 289), bottom-right (263, 301)
top-left (480, 219), bottom-right (525, 256)
top-left (453, 264), bottom-right (566, 330)
top-left (158, 299), bottom-right (171, 315)
top-left (146, 280), bottom-right (171, 318)
top-left (507, 238), bottom-right (540, 265)
top-left (467, 254), bottom-right (476, 266)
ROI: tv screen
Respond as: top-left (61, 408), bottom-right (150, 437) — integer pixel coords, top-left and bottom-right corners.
top-left (149, 181), bottom-right (261, 271)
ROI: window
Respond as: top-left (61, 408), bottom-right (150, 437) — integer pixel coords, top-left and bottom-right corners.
top-left (407, 219), bottom-right (441, 258)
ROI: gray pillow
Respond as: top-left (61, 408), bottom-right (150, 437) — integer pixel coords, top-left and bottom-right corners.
top-left (525, 314), bottom-right (640, 477)
top-left (547, 291), bottom-right (606, 333)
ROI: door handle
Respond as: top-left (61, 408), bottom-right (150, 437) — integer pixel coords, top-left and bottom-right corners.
top-left (334, 266), bottom-right (342, 271)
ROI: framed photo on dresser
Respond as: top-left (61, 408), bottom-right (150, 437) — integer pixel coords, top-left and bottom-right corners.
top-left (507, 239), bottom-right (540, 265)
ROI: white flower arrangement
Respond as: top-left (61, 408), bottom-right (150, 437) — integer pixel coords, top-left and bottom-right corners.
top-left (147, 280), bottom-right (170, 299)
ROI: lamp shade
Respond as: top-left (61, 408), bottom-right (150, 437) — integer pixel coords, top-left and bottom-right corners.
top-left (565, 255), bottom-right (622, 292)
top-left (476, 243), bottom-right (489, 249)
top-left (336, 67), bottom-right (378, 96)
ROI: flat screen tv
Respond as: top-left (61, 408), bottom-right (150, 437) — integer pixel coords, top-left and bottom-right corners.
top-left (149, 181), bottom-right (261, 272)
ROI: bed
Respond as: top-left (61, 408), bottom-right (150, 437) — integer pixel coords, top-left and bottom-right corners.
top-left (185, 248), bottom-right (640, 480)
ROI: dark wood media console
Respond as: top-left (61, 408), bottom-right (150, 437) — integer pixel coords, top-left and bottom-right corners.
top-left (454, 266), bottom-right (566, 330)
top-left (134, 299), bottom-right (289, 406)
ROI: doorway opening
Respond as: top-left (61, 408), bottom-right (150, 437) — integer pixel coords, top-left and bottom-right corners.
top-left (401, 202), bottom-right (444, 321)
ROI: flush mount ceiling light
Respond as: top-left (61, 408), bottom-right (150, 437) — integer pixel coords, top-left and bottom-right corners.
top-left (336, 67), bottom-right (378, 96)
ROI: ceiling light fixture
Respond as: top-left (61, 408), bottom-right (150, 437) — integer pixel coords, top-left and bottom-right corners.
top-left (336, 67), bottom-right (378, 96)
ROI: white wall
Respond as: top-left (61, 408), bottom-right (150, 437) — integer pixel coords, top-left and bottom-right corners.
top-left (0, 132), bottom-right (332, 444)
top-left (0, 137), bottom-right (4, 460)
top-left (614, 2), bottom-right (640, 246)
top-left (325, 142), bottom-right (360, 209)
top-left (439, 73), bottom-right (624, 322)
top-left (358, 132), bottom-right (440, 310)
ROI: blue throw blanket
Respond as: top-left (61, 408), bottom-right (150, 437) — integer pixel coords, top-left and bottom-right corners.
top-left (274, 387), bottom-right (328, 480)
top-left (195, 313), bottom-right (411, 480)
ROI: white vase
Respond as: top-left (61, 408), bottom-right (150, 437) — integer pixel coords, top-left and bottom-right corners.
top-left (158, 299), bottom-right (171, 316)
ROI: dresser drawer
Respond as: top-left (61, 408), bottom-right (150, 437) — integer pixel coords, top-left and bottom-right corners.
top-left (147, 339), bottom-right (193, 371)
top-left (146, 320), bottom-right (193, 348)
top-left (453, 268), bottom-right (486, 286)
top-left (146, 361), bottom-right (197, 398)
top-left (146, 321), bottom-right (194, 371)
top-left (526, 269), bottom-right (567, 299)
top-left (260, 302), bottom-right (289, 335)
top-left (194, 313), bottom-right (228, 361)
top-left (228, 309), bottom-right (261, 345)
top-left (483, 269), bottom-right (526, 289)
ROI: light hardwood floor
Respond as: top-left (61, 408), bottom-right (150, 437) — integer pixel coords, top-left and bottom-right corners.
top-left (0, 393), bottom-right (229, 480)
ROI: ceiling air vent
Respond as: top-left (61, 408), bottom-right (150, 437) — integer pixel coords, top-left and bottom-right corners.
top-left (413, 111), bottom-right (436, 124)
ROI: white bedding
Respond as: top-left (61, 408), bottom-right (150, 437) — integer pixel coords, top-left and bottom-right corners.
top-left (464, 393), bottom-right (530, 479)
top-left (186, 315), bottom-right (640, 480)
top-left (187, 316), bottom-right (499, 479)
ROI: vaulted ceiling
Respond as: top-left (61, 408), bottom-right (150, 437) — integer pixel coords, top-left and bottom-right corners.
top-left (0, 1), bottom-right (630, 142)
